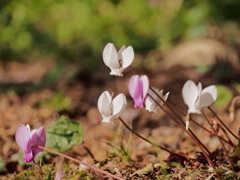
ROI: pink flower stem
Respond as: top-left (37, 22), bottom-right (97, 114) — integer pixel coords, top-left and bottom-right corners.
top-left (33, 146), bottom-right (125, 180)
top-left (201, 113), bottom-right (235, 172)
top-left (208, 107), bottom-right (238, 140)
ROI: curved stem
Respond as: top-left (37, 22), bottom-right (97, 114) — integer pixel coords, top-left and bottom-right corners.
top-left (118, 117), bottom-right (178, 155)
top-left (164, 100), bottom-right (232, 146)
top-left (148, 87), bottom-right (212, 155)
top-left (34, 146), bottom-right (125, 180)
top-left (146, 93), bottom-right (220, 177)
top-left (208, 107), bottom-right (238, 140)
top-left (202, 113), bottom-right (235, 171)
top-left (127, 66), bottom-right (220, 178)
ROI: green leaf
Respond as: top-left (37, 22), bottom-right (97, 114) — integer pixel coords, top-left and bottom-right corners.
top-left (0, 156), bottom-right (6, 172)
top-left (46, 116), bottom-right (83, 152)
top-left (215, 85), bottom-right (233, 107)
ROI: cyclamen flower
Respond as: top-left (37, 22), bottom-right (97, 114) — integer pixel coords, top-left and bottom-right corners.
top-left (128, 75), bottom-right (149, 108)
top-left (15, 124), bottom-right (46, 163)
top-left (145, 88), bottom-right (169, 113)
top-left (182, 80), bottom-right (217, 114)
top-left (103, 43), bottom-right (134, 76)
top-left (98, 91), bottom-right (127, 123)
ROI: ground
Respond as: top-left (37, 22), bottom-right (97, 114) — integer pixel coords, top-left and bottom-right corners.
top-left (1, 41), bottom-right (240, 179)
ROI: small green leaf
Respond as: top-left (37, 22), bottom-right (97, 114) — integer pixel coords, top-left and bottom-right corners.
top-left (46, 116), bottom-right (83, 152)
top-left (0, 156), bottom-right (6, 172)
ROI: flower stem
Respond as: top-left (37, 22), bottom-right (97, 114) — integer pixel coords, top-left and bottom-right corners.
top-left (147, 93), bottom-right (220, 177)
top-left (34, 146), bottom-right (125, 180)
top-left (148, 87), bottom-right (212, 156)
top-left (127, 66), bottom-right (220, 178)
top-left (201, 113), bottom-right (235, 172)
top-left (208, 107), bottom-right (238, 140)
top-left (163, 100), bottom-right (232, 146)
top-left (118, 117), bottom-right (180, 156)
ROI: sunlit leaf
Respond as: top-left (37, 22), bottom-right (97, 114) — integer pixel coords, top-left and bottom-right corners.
top-left (46, 116), bottom-right (83, 152)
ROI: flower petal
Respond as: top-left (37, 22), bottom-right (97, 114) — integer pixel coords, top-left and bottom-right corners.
top-left (201, 85), bottom-right (217, 107)
top-left (23, 139), bottom-right (34, 163)
top-left (97, 91), bottom-right (112, 117)
top-left (121, 46), bottom-right (134, 68)
top-left (31, 126), bottom-right (46, 156)
top-left (140, 75), bottom-right (149, 100)
top-left (182, 80), bottom-right (199, 106)
top-left (128, 75), bottom-right (142, 99)
top-left (103, 43), bottom-right (119, 70)
top-left (117, 45), bottom-right (126, 61)
top-left (111, 93), bottom-right (127, 120)
top-left (15, 124), bottom-right (30, 152)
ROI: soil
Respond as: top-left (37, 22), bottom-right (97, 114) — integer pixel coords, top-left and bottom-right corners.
top-left (0, 43), bottom-right (240, 179)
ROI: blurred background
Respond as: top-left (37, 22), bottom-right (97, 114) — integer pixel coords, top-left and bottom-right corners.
top-left (1, 0), bottom-right (240, 177)
top-left (1, 0), bottom-right (240, 89)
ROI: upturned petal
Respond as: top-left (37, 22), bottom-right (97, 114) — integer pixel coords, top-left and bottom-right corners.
top-left (103, 43), bottom-right (119, 70)
top-left (121, 46), bottom-right (134, 68)
top-left (145, 88), bottom-right (169, 113)
top-left (201, 85), bottom-right (217, 107)
top-left (15, 124), bottom-right (30, 152)
top-left (31, 127), bottom-right (46, 157)
top-left (111, 93), bottom-right (127, 120)
top-left (182, 80), bottom-right (198, 107)
top-left (128, 75), bottom-right (149, 107)
top-left (97, 91), bottom-right (112, 117)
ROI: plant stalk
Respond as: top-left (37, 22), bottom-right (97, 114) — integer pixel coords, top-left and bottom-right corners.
top-left (34, 146), bottom-right (125, 180)
top-left (202, 113), bottom-right (235, 171)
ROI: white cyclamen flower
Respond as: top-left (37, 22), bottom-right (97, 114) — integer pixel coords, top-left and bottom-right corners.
top-left (97, 91), bottom-right (127, 123)
top-left (145, 88), bottom-right (169, 113)
top-left (102, 43), bottom-right (134, 76)
top-left (182, 80), bottom-right (217, 114)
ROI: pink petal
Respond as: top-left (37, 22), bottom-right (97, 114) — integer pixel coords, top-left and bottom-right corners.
top-left (15, 124), bottom-right (30, 152)
top-left (128, 75), bottom-right (142, 99)
top-left (23, 139), bottom-right (34, 163)
top-left (31, 126), bottom-right (46, 157)
top-left (140, 75), bottom-right (149, 100)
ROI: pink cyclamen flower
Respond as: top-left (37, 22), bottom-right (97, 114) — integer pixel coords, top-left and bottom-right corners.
top-left (128, 75), bottom-right (149, 108)
top-left (103, 43), bottom-right (134, 76)
top-left (15, 124), bottom-right (46, 163)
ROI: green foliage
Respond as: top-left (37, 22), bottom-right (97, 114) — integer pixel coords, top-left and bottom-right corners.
top-left (2, 0), bottom-right (240, 70)
top-left (0, 156), bottom-right (6, 172)
top-left (14, 162), bottom-right (96, 180)
top-left (38, 91), bottom-right (72, 112)
top-left (215, 85), bottom-right (233, 107)
top-left (46, 116), bottom-right (83, 152)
